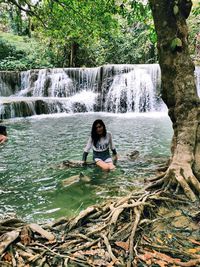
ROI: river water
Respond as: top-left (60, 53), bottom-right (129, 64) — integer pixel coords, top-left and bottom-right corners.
top-left (0, 112), bottom-right (172, 223)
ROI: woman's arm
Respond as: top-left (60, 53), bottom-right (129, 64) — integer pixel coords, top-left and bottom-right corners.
top-left (82, 136), bottom-right (92, 162)
top-left (109, 132), bottom-right (118, 160)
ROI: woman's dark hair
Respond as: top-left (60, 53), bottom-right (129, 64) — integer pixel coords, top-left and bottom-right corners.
top-left (0, 125), bottom-right (7, 136)
top-left (91, 119), bottom-right (107, 147)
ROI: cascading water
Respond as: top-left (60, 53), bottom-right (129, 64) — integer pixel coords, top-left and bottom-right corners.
top-left (0, 67), bottom-right (101, 118)
top-left (0, 64), bottom-right (199, 119)
top-left (104, 67), bottom-right (159, 112)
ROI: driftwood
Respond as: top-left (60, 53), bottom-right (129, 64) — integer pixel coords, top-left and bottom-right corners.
top-left (1, 190), bottom-right (200, 266)
top-left (62, 160), bottom-right (95, 168)
top-left (0, 230), bottom-right (20, 255)
top-left (60, 151), bottom-right (140, 169)
top-left (29, 224), bottom-right (55, 241)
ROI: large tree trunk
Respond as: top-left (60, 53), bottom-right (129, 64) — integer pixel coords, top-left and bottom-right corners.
top-left (149, 0), bottom-right (200, 200)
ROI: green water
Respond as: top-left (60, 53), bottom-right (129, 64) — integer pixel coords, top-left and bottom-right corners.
top-left (0, 112), bottom-right (172, 223)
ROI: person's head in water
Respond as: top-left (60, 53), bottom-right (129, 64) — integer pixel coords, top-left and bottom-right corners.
top-left (91, 119), bottom-right (107, 147)
top-left (0, 125), bottom-right (8, 144)
top-left (0, 126), bottom-right (7, 136)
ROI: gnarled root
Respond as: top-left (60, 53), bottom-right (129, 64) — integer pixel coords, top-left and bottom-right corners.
top-left (0, 192), bottom-right (158, 266)
top-left (1, 190), bottom-right (199, 267)
top-left (146, 163), bottom-right (200, 202)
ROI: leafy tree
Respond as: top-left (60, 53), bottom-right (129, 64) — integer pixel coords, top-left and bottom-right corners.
top-left (0, 0), bottom-right (199, 69)
top-left (101, 20), bottom-right (157, 64)
top-left (28, 0), bottom-right (157, 67)
top-left (0, 0), bottom-right (158, 67)
top-left (32, 0), bottom-right (120, 67)
top-left (148, 0), bottom-right (200, 201)
top-left (0, 0), bottom-right (39, 36)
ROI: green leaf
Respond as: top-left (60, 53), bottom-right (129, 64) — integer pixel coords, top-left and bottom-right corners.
top-left (171, 37), bottom-right (182, 51)
top-left (173, 5), bottom-right (179, 15)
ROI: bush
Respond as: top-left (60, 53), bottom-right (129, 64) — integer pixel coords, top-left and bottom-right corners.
top-left (0, 32), bottom-right (54, 70)
top-left (0, 38), bottom-right (17, 60)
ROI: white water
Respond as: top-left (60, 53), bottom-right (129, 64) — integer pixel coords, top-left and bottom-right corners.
top-left (104, 68), bottom-right (158, 112)
top-left (0, 64), bottom-right (200, 118)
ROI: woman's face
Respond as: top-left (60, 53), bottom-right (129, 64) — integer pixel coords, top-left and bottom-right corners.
top-left (96, 123), bottom-right (104, 136)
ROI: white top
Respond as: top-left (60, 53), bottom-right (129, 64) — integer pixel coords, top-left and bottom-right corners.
top-left (84, 131), bottom-right (116, 153)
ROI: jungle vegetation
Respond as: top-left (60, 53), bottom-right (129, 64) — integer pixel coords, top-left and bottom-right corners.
top-left (0, 0), bottom-right (199, 70)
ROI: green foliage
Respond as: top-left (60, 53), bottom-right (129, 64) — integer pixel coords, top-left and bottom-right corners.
top-left (37, 0), bottom-right (118, 40)
top-left (113, 1), bottom-right (157, 60)
top-left (192, 1), bottom-right (200, 16)
top-left (100, 24), bottom-right (157, 64)
top-left (31, 0), bottom-right (157, 67)
top-left (173, 5), bottom-right (179, 15)
top-left (170, 37), bottom-right (182, 51)
top-left (0, 0), bottom-right (158, 69)
top-left (188, 3), bottom-right (200, 64)
top-left (0, 0), bottom-right (199, 69)
top-left (32, 0), bottom-right (120, 66)
top-left (0, 38), bottom-right (16, 59)
top-left (0, 32), bottom-right (53, 70)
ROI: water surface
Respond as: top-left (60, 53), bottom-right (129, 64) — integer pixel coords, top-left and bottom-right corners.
top-left (0, 112), bottom-right (172, 223)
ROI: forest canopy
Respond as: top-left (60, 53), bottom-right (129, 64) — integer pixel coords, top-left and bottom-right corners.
top-left (0, 0), bottom-right (199, 70)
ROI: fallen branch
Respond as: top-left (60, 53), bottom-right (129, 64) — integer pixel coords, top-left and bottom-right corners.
top-left (0, 190), bottom-right (199, 266)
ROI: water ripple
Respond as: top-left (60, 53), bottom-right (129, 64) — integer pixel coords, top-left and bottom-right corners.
top-left (1, 113), bottom-right (172, 222)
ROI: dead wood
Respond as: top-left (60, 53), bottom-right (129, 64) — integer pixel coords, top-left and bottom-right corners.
top-left (62, 159), bottom-right (95, 168)
top-left (1, 189), bottom-right (200, 266)
top-left (29, 223), bottom-right (55, 241)
top-left (0, 230), bottom-right (20, 255)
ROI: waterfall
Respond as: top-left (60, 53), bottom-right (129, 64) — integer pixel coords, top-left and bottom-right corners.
top-left (0, 67), bottom-right (102, 118)
top-left (19, 69), bottom-right (74, 97)
top-left (104, 66), bottom-right (161, 112)
top-left (0, 64), bottom-right (199, 119)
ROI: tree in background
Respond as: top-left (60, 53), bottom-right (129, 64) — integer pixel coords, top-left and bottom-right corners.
top-left (33, 0), bottom-right (158, 66)
top-left (102, 1), bottom-right (157, 64)
top-left (0, 0), bottom-right (53, 70)
top-left (31, 0), bottom-right (120, 67)
top-left (0, 0), bottom-right (199, 69)
top-left (0, 0), bottom-right (158, 68)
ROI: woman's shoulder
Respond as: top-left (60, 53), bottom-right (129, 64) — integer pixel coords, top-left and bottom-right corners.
top-left (106, 131), bottom-right (112, 137)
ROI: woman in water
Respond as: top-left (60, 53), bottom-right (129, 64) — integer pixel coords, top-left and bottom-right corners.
top-left (82, 119), bottom-right (118, 171)
top-left (0, 125), bottom-right (8, 144)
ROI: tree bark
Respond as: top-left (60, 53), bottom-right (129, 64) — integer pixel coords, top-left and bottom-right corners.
top-left (149, 0), bottom-right (200, 200)
top-left (69, 42), bottom-right (79, 67)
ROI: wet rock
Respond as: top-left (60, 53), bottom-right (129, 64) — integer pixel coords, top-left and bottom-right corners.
top-left (62, 172), bottom-right (91, 187)
top-left (126, 150), bottom-right (140, 161)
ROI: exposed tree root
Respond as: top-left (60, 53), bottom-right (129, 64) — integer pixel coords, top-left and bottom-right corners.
top-left (1, 189), bottom-right (200, 266)
top-left (146, 161), bottom-right (200, 202)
